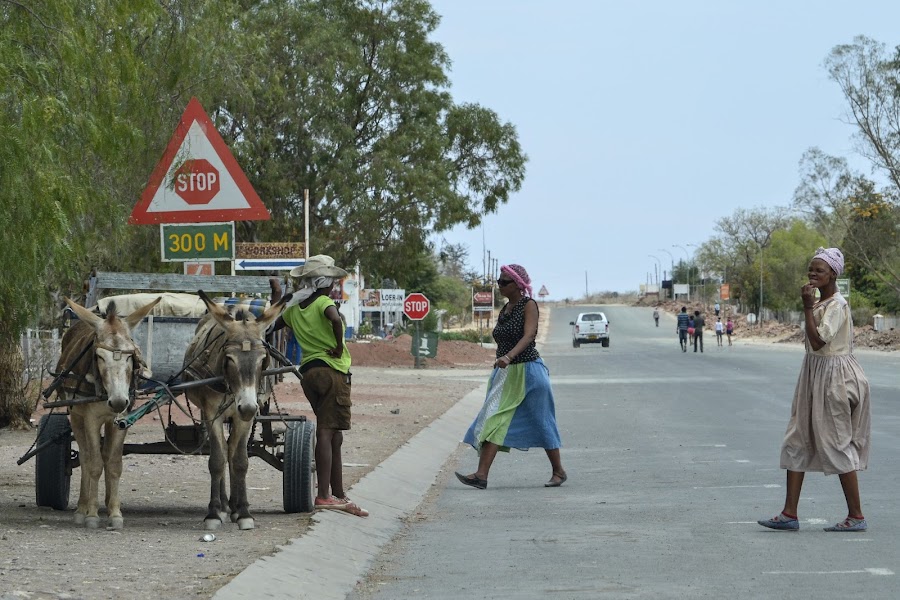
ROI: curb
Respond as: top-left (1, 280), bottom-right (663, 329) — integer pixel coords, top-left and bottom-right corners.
top-left (214, 384), bottom-right (486, 600)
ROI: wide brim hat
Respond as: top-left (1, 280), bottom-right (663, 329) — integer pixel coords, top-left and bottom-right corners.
top-left (289, 254), bottom-right (348, 279)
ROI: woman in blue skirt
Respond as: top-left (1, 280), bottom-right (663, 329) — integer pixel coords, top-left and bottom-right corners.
top-left (455, 263), bottom-right (566, 490)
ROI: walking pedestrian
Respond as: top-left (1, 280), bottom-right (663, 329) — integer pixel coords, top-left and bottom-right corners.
top-left (274, 255), bottom-right (369, 517)
top-left (653, 306), bottom-right (660, 327)
top-left (715, 318), bottom-right (724, 347)
top-left (714, 302), bottom-right (720, 317)
top-left (687, 315), bottom-right (695, 346)
top-left (726, 317), bottom-right (734, 347)
top-left (693, 310), bottom-right (705, 353)
top-left (456, 263), bottom-right (566, 490)
top-left (758, 247), bottom-right (871, 532)
top-left (676, 307), bottom-right (689, 352)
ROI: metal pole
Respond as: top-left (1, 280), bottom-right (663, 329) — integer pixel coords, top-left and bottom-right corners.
top-left (658, 249), bottom-right (675, 299)
top-left (759, 244), bottom-right (764, 328)
top-left (304, 189), bottom-right (310, 259)
top-left (673, 245), bottom-right (690, 301)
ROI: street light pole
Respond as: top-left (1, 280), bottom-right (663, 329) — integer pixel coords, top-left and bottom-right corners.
top-left (759, 243), bottom-right (764, 328)
top-left (657, 249), bottom-right (674, 299)
top-left (648, 255), bottom-right (661, 285)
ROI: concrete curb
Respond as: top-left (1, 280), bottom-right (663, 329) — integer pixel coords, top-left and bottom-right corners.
top-left (214, 384), bottom-right (486, 600)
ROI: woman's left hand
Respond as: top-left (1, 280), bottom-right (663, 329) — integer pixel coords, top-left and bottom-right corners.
top-left (494, 355), bottom-right (511, 369)
top-left (327, 346), bottom-right (343, 359)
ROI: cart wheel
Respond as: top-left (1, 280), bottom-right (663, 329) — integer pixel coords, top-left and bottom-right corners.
top-left (283, 420), bottom-right (315, 513)
top-left (35, 414), bottom-right (72, 510)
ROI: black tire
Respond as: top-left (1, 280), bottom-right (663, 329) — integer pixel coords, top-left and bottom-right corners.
top-left (35, 414), bottom-right (72, 510)
top-left (572, 339), bottom-right (580, 348)
top-left (602, 338), bottom-right (610, 348)
top-left (283, 420), bottom-right (315, 513)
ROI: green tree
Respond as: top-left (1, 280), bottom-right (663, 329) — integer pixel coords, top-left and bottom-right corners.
top-left (0, 0), bottom-right (239, 427)
top-left (764, 221), bottom-right (827, 314)
top-left (220, 0), bottom-right (527, 279)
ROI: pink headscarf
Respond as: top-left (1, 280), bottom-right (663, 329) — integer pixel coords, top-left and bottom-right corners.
top-left (813, 247), bottom-right (844, 277)
top-left (500, 264), bottom-right (532, 298)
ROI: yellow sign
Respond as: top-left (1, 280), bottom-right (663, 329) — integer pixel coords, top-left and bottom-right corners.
top-left (160, 223), bottom-right (234, 262)
top-left (235, 242), bottom-right (305, 260)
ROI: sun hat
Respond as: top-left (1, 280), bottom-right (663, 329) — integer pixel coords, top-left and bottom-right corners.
top-left (289, 255), bottom-right (348, 279)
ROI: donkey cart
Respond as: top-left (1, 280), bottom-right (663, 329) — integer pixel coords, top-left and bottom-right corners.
top-left (18, 272), bottom-right (317, 522)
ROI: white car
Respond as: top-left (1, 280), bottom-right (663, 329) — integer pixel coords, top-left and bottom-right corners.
top-left (570, 312), bottom-right (610, 348)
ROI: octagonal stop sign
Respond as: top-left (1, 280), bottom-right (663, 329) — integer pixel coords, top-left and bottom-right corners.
top-left (403, 292), bottom-right (430, 320)
top-left (174, 159), bottom-right (220, 205)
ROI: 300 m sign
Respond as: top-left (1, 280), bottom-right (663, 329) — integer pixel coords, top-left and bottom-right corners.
top-left (160, 222), bottom-right (235, 262)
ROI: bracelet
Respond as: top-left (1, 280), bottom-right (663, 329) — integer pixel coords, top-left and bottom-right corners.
top-left (501, 355), bottom-right (511, 363)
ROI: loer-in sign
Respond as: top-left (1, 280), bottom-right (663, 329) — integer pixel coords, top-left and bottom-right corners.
top-left (403, 292), bottom-right (430, 320)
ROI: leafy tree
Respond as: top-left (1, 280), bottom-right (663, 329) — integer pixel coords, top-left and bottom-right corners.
top-left (220, 0), bottom-right (527, 279)
top-left (0, 0), bottom-right (240, 427)
top-left (793, 148), bottom-right (900, 299)
top-left (764, 221), bottom-right (827, 314)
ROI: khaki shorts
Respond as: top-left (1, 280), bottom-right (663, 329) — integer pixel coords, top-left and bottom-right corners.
top-left (300, 366), bottom-right (351, 430)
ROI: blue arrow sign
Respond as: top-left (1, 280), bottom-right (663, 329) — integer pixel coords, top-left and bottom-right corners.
top-left (235, 259), bottom-right (305, 271)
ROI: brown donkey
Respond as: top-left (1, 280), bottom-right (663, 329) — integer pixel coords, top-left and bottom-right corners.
top-left (58, 296), bottom-right (161, 529)
top-left (182, 290), bottom-right (290, 531)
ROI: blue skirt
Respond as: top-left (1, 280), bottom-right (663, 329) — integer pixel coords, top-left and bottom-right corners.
top-left (463, 358), bottom-right (562, 452)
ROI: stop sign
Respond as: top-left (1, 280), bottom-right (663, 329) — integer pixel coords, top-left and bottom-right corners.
top-left (403, 292), bottom-right (430, 320)
top-left (174, 159), bottom-right (220, 205)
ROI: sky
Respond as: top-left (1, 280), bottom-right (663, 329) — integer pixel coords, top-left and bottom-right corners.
top-left (427, 0), bottom-right (900, 300)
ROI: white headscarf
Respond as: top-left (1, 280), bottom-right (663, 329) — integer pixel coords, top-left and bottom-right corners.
top-left (288, 276), bottom-right (335, 305)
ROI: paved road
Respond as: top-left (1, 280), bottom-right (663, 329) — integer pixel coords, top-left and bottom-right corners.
top-left (349, 304), bottom-right (900, 600)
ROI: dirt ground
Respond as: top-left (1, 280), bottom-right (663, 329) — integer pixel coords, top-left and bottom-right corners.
top-left (0, 336), bottom-right (497, 600)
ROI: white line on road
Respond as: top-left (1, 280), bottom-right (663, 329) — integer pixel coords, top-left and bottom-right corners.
top-left (694, 484), bottom-right (781, 489)
top-left (763, 568), bottom-right (893, 576)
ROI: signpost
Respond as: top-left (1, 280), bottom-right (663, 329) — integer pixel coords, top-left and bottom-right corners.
top-left (160, 223), bottom-right (234, 262)
top-left (402, 293), bottom-right (430, 321)
top-left (234, 258), bottom-right (305, 271)
top-left (403, 293), bottom-right (431, 369)
top-left (130, 97), bottom-right (271, 225)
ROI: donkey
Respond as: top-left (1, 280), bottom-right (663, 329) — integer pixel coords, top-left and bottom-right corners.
top-left (58, 296), bottom-right (161, 529)
top-left (182, 290), bottom-right (291, 531)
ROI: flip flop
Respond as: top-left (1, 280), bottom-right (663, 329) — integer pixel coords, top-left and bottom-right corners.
top-left (544, 473), bottom-right (568, 487)
top-left (455, 472), bottom-right (487, 489)
top-left (339, 499), bottom-right (370, 518)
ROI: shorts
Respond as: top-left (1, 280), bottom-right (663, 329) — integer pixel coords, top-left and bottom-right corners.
top-left (300, 366), bottom-right (352, 430)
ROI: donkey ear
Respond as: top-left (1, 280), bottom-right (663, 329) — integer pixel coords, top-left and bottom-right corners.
top-left (256, 293), bottom-right (292, 331)
top-left (64, 297), bottom-right (103, 328)
top-left (124, 296), bottom-right (162, 330)
top-left (197, 290), bottom-right (233, 326)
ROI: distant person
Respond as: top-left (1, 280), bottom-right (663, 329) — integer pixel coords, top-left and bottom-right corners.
top-left (456, 263), bottom-right (566, 490)
top-left (653, 307), bottom-right (660, 327)
top-left (714, 302), bottom-right (721, 317)
top-left (758, 247), bottom-right (871, 532)
top-left (676, 307), bottom-right (690, 352)
top-left (715, 318), bottom-right (724, 347)
top-left (726, 317), bottom-right (734, 347)
top-left (693, 310), bottom-right (705, 353)
top-left (687, 316), bottom-right (695, 346)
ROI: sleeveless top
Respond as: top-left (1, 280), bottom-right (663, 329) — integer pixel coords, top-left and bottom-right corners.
top-left (493, 297), bottom-right (540, 364)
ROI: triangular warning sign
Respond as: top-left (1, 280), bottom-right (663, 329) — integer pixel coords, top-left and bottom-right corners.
top-left (129, 97), bottom-right (270, 224)
top-left (538, 285), bottom-right (549, 296)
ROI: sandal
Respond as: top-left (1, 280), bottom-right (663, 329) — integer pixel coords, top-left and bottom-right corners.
top-left (338, 497), bottom-right (370, 518)
top-left (455, 472), bottom-right (487, 489)
top-left (544, 472), bottom-right (568, 487)
top-left (824, 517), bottom-right (867, 532)
top-left (314, 496), bottom-right (349, 510)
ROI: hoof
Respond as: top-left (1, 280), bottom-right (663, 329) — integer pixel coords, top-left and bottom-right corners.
top-left (237, 518), bottom-right (254, 531)
top-left (218, 511), bottom-right (229, 524)
top-left (230, 512), bottom-right (239, 524)
top-left (73, 513), bottom-right (85, 526)
top-left (108, 516), bottom-right (124, 530)
top-left (84, 516), bottom-right (101, 529)
top-left (204, 518), bottom-right (222, 531)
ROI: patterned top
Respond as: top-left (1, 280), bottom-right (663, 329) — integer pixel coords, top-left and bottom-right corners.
top-left (493, 297), bottom-right (540, 364)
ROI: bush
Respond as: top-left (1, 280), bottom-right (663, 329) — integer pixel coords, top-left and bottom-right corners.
top-left (439, 329), bottom-right (493, 343)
